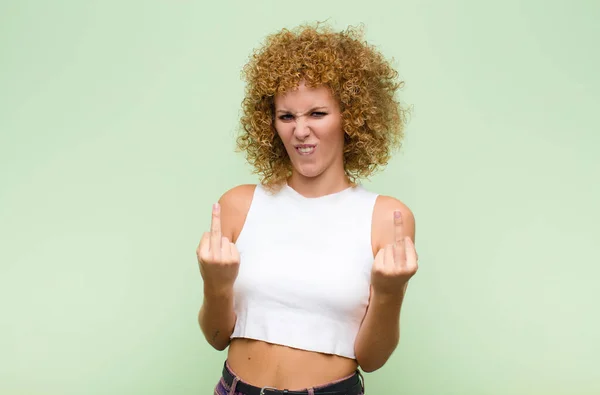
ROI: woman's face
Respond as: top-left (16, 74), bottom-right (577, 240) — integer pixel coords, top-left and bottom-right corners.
top-left (273, 81), bottom-right (345, 180)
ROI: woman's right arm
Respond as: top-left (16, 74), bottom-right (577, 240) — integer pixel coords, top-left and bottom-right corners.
top-left (197, 185), bottom-right (255, 351)
top-left (198, 283), bottom-right (237, 351)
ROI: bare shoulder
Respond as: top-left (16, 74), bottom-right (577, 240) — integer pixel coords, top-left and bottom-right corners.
top-left (371, 194), bottom-right (416, 254)
top-left (217, 184), bottom-right (257, 242)
top-left (218, 184), bottom-right (257, 208)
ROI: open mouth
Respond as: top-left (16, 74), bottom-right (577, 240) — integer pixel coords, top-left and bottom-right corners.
top-left (295, 145), bottom-right (316, 155)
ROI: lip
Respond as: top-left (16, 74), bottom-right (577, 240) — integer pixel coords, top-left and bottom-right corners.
top-left (294, 144), bottom-right (317, 156)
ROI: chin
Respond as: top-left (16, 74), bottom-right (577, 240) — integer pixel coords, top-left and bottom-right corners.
top-left (295, 164), bottom-right (324, 179)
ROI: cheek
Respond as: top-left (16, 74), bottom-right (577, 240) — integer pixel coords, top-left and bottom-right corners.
top-left (319, 119), bottom-right (344, 144)
top-left (274, 122), bottom-right (292, 142)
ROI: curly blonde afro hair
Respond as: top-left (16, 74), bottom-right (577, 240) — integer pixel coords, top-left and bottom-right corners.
top-left (236, 23), bottom-right (409, 188)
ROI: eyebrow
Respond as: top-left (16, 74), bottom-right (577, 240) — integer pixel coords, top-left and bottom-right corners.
top-left (276, 106), bottom-right (329, 114)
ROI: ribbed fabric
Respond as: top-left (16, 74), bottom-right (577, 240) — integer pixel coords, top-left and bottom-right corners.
top-left (231, 183), bottom-right (378, 359)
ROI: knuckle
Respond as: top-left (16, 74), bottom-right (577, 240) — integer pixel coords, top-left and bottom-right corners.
top-left (198, 252), bottom-right (210, 264)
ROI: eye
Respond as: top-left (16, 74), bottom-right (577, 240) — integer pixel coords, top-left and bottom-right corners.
top-left (312, 111), bottom-right (327, 117)
top-left (278, 114), bottom-right (294, 121)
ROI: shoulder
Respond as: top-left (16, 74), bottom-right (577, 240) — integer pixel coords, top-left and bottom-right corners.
top-left (218, 184), bottom-right (257, 208)
top-left (371, 194), bottom-right (416, 252)
top-left (217, 184), bottom-right (257, 242)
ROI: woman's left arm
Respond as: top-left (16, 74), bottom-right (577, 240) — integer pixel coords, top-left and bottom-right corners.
top-left (354, 196), bottom-right (418, 373)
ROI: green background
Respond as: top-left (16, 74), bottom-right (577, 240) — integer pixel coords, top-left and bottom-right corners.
top-left (1, 1), bottom-right (599, 394)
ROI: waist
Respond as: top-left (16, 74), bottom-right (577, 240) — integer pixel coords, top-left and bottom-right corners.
top-left (231, 304), bottom-right (364, 359)
top-left (227, 338), bottom-right (359, 389)
top-left (218, 356), bottom-right (364, 395)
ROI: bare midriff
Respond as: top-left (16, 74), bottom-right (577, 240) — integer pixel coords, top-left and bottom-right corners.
top-left (226, 338), bottom-right (359, 390)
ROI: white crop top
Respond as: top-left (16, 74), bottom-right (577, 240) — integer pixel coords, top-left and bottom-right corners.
top-left (230, 183), bottom-right (379, 359)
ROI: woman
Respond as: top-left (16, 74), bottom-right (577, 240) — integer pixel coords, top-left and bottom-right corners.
top-left (197, 23), bottom-right (418, 395)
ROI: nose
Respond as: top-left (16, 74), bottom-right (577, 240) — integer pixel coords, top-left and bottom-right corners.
top-left (293, 116), bottom-right (310, 140)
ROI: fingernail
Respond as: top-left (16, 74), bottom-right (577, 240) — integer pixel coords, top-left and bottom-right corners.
top-left (394, 210), bottom-right (401, 218)
top-left (213, 203), bottom-right (220, 212)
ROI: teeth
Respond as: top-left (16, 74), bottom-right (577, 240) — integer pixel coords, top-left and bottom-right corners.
top-left (298, 146), bottom-right (314, 153)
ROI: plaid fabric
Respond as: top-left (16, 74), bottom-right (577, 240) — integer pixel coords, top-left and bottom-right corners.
top-left (213, 363), bottom-right (365, 395)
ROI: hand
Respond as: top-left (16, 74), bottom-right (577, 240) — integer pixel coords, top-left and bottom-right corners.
top-left (371, 210), bottom-right (418, 298)
top-left (197, 203), bottom-right (240, 295)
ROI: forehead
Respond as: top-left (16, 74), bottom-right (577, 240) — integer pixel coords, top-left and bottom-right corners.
top-left (274, 81), bottom-right (337, 109)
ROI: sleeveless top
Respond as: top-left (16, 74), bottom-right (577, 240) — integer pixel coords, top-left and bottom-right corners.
top-left (230, 183), bottom-right (379, 359)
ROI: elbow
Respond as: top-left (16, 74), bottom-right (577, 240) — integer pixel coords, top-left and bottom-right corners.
top-left (211, 340), bottom-right (230, 352)
top-left (356, 357), bottom-right (387, 373)
top-left (200, 325), bottom-right (232, 352)
top-left (202, 329), bottom-right (231, 351)
top-left (358, 364), bottom-right (378, 374)
top-left (197, 312), bottom-right (232, 351)
top-left (209, 330), bottom-right (232, 351)
top-left (355, 340), bottom-right (398, 373)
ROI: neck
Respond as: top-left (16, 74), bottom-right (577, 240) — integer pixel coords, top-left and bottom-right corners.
top-left (287, 165), bottom-right (351, 198)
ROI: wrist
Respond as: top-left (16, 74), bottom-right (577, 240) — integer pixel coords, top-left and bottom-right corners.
top-left (203, 282), bottom-right (234, 299)
top-left (371, 286), bottom-right (406, 307)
